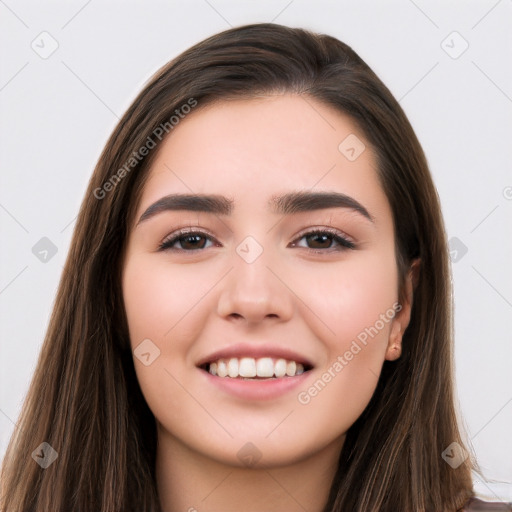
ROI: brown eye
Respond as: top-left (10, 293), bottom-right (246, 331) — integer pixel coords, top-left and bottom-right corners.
top-left (291, 229), bottom-right (355, 251)
top-left (305, 232), bottom-right (335, 249)
top-left (158, 231), bottom-right (214, 251)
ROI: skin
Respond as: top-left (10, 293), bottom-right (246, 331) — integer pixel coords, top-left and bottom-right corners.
top-left (121, 94), bottom-right (415, 512)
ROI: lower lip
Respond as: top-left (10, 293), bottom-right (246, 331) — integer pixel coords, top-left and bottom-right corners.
top-left (199, 368), bottom-right (312, 400)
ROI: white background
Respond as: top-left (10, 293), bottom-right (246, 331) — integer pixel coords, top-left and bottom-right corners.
top-left (1, 0), bottom-right (511, 503)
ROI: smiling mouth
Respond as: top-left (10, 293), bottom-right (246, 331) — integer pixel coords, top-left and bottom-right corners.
top-left (199, 356), bottom-right (313, 379)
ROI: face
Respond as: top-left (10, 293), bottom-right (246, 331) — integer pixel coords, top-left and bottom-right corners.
top-left (121, 94), bottom-right (413, 468)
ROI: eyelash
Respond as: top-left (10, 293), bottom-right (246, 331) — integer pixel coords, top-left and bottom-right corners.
top-left (157, 227), bottom-right (356, 253)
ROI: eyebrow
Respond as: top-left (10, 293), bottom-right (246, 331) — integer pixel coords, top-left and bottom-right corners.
top-left (136, 191), bottom-right (374, 226)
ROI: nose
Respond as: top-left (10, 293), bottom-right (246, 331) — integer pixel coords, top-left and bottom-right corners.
top-left (216, 244), bottom-right (294, 326)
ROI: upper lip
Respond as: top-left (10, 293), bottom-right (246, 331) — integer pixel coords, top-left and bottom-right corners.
top-left (196, 343), bottom-right (314, 368)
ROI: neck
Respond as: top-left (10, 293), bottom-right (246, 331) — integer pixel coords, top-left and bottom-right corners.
top-left (155, 423), bottom-right (344, 512)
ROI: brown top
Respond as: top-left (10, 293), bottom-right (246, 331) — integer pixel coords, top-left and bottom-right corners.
top-left (463, 497), bottom-right (512, 511)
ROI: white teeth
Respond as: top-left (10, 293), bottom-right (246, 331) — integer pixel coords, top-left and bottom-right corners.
top-left (206, 357), bottom-right (308, 378)
top-left (239, 357), bottom-right (256, 378)
top-left (217, 360), bottom-right (228, 378)
top-left (286, 361), bottom-right (296, 377)
top-left (274, 358), bottom-right (287, 378)
top-left (227, 358), bottom-right (239, 378)
top-left (256, 357), bottom-right (274, 377)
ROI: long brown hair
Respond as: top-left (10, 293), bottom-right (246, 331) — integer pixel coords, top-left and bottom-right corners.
top-left (1, 23), bottom-right (478, 511)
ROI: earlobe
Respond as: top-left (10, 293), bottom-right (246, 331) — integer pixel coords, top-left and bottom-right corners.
top-left (385, 324), bottom-right (402, 361)
top-left (385, 258), bottom-right (420, 362)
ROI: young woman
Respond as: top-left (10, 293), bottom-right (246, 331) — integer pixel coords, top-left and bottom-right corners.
top-left (1, 23), bottom-right (509, 512)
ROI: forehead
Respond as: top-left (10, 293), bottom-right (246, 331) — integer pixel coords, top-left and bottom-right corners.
top-left (135, 94), bottom-right (390, 222)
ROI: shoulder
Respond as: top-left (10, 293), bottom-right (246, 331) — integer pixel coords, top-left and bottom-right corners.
top-left (461, 497), bottom-right (512, 511)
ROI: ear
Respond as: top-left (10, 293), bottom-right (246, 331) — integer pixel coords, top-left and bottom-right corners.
top-left (385, 258), bottom-right (420, 361)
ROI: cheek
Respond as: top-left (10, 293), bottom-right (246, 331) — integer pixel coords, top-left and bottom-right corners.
top-left (302, 249), bottom-right (399, 348)
top-left (121, 255), bottom-right (211, 424)
top-left (293, 250), bottom-right (398, 407)
top-left (122, 255), bottom-right (212, 343)
top-left (293, 258), bottom-right (399, 437)
top-left (122, 254), bottom-right (229, 408)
